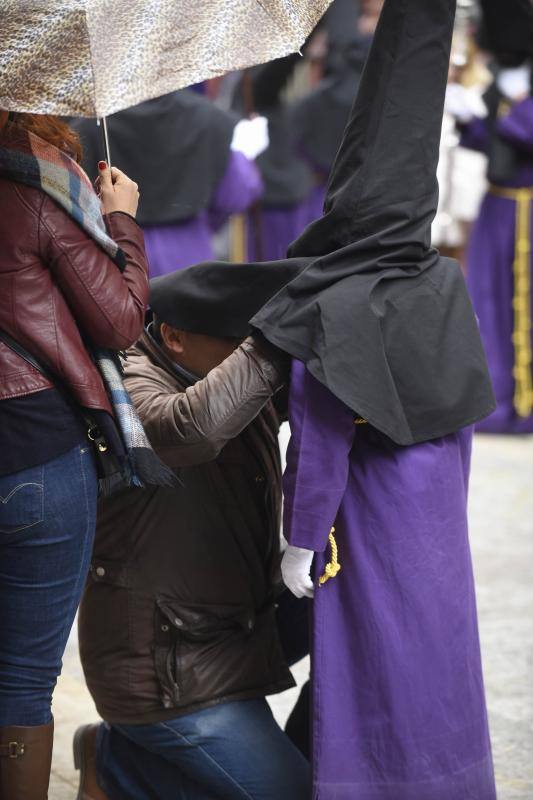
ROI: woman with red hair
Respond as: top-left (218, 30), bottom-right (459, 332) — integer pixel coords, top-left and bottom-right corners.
top-left (0, 110), bottom-right (149, 799)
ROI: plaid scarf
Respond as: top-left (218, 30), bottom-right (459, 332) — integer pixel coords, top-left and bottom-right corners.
top-left (96, 351), bottom-right (176, 490)
top-left (0, 125), bottom-right (175, 491)
top-left (0, 124), bottom-right (122, 263)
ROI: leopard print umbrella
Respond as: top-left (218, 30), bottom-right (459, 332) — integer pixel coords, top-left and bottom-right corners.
top-left (0, 0), bottom-right (333, 118)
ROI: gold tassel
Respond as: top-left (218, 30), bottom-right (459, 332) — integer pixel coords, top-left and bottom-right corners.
top-left (319, 527), bottom-right (342, 586)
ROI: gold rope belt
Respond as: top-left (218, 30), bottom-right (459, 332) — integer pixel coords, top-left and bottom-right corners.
top-left (489, 185), bottom-right (533, 417)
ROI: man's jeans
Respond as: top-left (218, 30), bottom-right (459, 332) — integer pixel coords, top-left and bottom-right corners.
top-left (0, 444), bottom-right (97, 725)
top-left (98, 698), bottom-right (311, 800)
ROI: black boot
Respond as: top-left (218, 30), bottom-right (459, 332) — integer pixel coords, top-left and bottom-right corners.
top-left (285, 680), bottom-right (311, 760)
top-left (0, 720), bottom-right (54, 800)
top-left (73, 724), bottom-right (111, 800)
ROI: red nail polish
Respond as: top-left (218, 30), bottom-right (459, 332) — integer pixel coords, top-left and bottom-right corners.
top-left (98, 161), bottom-right (107, 170)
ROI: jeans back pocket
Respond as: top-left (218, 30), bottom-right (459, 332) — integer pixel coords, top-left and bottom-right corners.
top-left (0, 466), bottom-right (44, 535)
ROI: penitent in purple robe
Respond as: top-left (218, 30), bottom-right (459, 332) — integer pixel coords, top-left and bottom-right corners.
top-left (284, 360), bottom-right (497, 800)
top-left (465, 98), bottom-right (533, 433)
top-left (142, 151), bottom-right (263, 277)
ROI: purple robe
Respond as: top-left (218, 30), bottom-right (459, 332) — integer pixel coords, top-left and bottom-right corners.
top-left (465, 98), bottom-right (533, 433)
top-left (283, 360), bottom-right (496, 799)
top-left (246, 183), bottom-right (326, 261)
top-left (142, 151), bottom-right (263, 278)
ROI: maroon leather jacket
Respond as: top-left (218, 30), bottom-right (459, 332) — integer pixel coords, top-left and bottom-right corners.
top-left (0, 178), bottom-right (149, 414)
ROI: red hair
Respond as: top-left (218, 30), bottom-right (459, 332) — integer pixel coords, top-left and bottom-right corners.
top-left (9, 113), bottom-right (83, 164)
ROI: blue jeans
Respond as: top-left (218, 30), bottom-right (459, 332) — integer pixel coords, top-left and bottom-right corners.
top-left (0, 444), bottom-right (97, 726)
top-left (97, 699), bottom-right (311, 800)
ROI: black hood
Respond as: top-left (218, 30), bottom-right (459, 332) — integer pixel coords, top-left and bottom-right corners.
top-left (72, 90), bottom-right (236, 226)
top-left (478, 0), bottom-right (533, 184)
top-left (291, 33), bottom-right (372, 173)
top-left (248, 0), bottom-right (495, 445)
top-left (479, 0), bottom-right (533, 67)
top-left (322, 0), bottom-right (360, 57)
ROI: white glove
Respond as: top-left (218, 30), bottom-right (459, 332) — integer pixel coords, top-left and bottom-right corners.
top-left (230, 117), bottom-right (269, 161)
top-left (445, 83), bottom-right (488, 124)
top-left (497, 66), bottom-right (531, 102)
top-left (281, 545), bottom-right (315, 599)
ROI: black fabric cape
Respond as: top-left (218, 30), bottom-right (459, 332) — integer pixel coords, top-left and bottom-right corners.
top-left (249, 0), bottom-right (495, 446)
top-left (72, 90), bottom-right (236, 226)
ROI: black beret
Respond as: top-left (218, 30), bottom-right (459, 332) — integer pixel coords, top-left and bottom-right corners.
top-left (150, 259), bottom-right (306, 338)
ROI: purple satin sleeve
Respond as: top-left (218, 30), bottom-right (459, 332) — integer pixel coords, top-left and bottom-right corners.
top-left (209, 151), bottom-right (264, 230)
top-left (283, 360), bottom-right (356, 552)
top-left (459, 118), bottom-right (490, 154)
top-left (496, 97), bottom-right (533, 155)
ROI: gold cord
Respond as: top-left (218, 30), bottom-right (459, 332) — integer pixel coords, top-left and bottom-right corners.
top-left (489, 185), bottom-right (533, 417)
top-left (319, 527), bottom-right (342, 586)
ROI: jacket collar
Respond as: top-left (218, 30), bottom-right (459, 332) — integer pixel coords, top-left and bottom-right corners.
top-left (135, 328), bottom-right (200, 389)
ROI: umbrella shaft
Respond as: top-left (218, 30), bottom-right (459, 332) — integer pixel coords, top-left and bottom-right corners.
top-left (99, 116), bottom-right (112, 168)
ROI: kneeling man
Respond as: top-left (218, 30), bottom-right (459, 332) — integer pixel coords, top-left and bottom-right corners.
top-left (74, 261), bottom-right (310, 800)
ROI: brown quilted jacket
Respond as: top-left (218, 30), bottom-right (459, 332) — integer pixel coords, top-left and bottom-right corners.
top-left (79, 332), bottom-right (294, 724)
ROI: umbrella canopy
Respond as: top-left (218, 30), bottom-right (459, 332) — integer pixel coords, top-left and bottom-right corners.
top-left (0, 0), bottom-right (333, 118)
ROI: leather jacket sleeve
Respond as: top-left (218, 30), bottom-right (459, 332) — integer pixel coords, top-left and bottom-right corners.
top-left (128, 338), bottom-right (287, 467)
top-left (39, 198), bottom-right (149, 350)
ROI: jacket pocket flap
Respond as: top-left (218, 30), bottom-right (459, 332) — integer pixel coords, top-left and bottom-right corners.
top-left (89, 559), bottom-right (129, 587)
top-left (157, 600), bottom-right (255, 637)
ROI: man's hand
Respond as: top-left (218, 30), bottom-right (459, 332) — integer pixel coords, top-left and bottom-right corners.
top-left (281, 545), bottom-right (315, 599)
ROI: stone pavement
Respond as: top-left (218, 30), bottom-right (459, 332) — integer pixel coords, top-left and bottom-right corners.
top-left (49, 434), bottom-right (533, 799)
